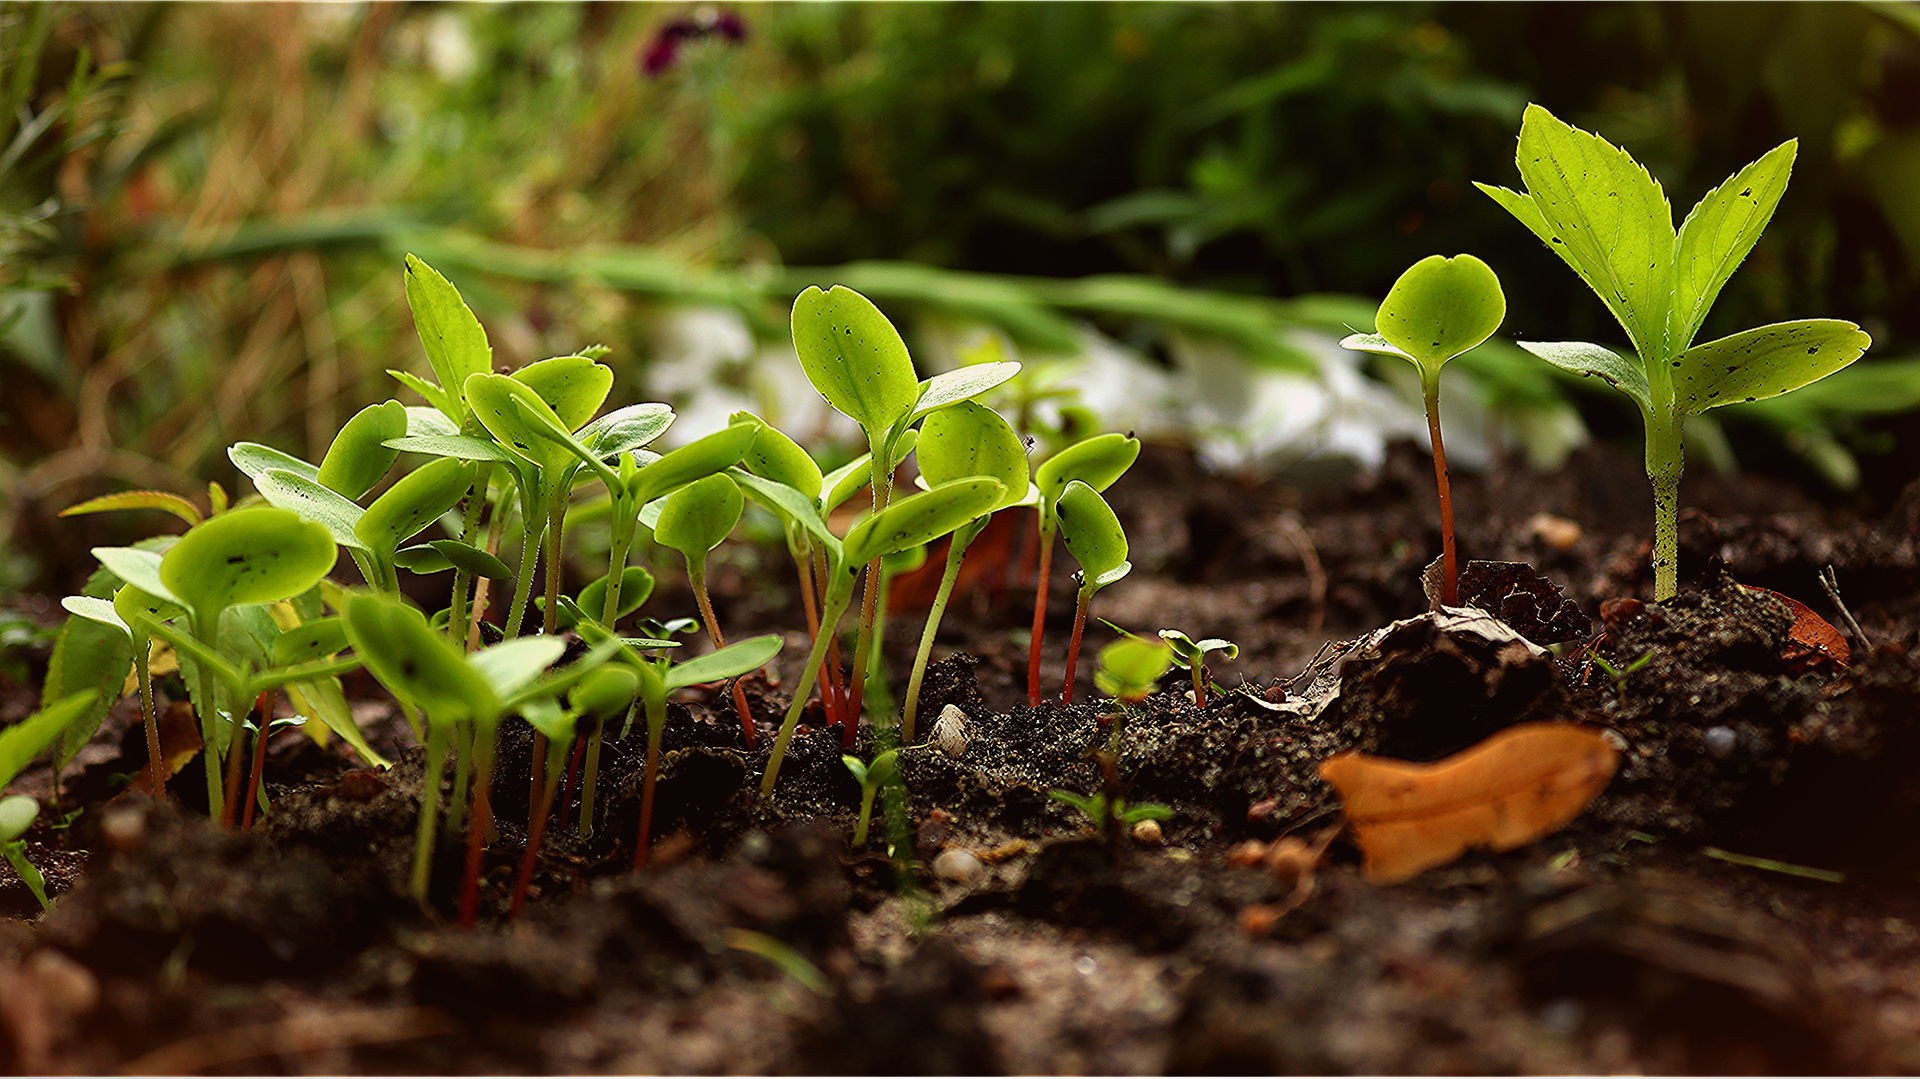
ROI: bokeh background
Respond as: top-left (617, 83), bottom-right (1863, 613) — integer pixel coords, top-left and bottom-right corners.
top-left (7, 0), bottom-right (1920, 601)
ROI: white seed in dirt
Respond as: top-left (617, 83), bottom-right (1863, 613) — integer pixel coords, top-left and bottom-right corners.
top-left (932, 703), bottom-right (971, 758)
top-left (932, 847), bottom-right (985, 886)
top-left (1131, 818), bottom-right (1164, 846)
top-left (1704, 726), bottom-right (1737, 760)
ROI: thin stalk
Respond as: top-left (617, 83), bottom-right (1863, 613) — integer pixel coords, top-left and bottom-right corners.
top-left (577, 708), bottom-right (617, 839)
top-left (1062, 586), bottom-right (1092, 704)
top-left (447, 720), bottom-right (474, 833)
top-left (458, 724), bottom-right (498, 928)
top-left (502, 516), bottom-right (541, 640)
top-left (556, 726), bottom-right (588, 833)
top-left (510, 733), bottom-right (571, 919)
top-left (845, 557), bottom-right (880, 739)
top-left (902, 522), bottom-right (979, 744)
top-left (192, 615), bottom-right (224, 822)
top-left (1422, 373), bottom-right (1458, 608)
top-left (1027, 518), bottom-right (1057, 705)
top-left (410, 714), bottom-right (451, 904)
top-left (241, 694), bottom-right (271, 830)
top-left (689, 560), bottom-right (757, 746)
top-left (762, 583), bottom-right (857, 798)
top-left (447, 464), bottom-right (495, 647)
top-left (851, 783), bottom-right (878, 847)
top-left (219, 690), bottom-right (252, 828)
top-left (633, 676), bottom-right (670, 870)
top-left (468, 485), bottom-right (514, 651)
top-left (134, 632), bottom-right (161, 796)
top-left (541, 495), bottom-right (566, 636)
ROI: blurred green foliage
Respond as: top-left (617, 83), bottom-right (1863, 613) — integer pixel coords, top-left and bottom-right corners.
top-left (3, 1), bottom-right (1919, 600)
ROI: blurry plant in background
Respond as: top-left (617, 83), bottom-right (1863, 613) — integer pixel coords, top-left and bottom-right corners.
top-left (3, 0), bottom-right (1920, 604)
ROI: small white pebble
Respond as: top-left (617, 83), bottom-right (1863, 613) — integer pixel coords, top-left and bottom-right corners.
top-left (931, 848), bottom-right (984, 886)
top-left (932, 704), bottom-right (971, 758)
top-left (99, 806), bottom-right (146, 854)
top-left (1704, 726), bottom-right (1737, 760)
top-left (1130, 818), bottom-right (1163, 846)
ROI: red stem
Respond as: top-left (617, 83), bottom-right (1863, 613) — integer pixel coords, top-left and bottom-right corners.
top-left (632, 726), bottom-right (662, 870)
top-left (241, 691), bottom-right (271, 830)
top-left (1027, 521), bottom-right (1055, 706)
top-left (555, 731), bottom-right (587, 833)
top-left (458, 766), bottom-right (493, 928)
top-left (1062, 588), bottom-right (1090, 705)
top-left (1425, 386), bottom-right (1458, 608)
top-left (509, 766), bottom-right (560, 920)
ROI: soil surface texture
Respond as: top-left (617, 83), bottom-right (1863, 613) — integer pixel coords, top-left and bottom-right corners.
top-left (3, 438), bottom-right (1919, 1075)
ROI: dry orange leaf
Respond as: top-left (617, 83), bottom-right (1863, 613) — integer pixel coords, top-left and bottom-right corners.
top-left (1319, 721), bottom-right (1618, 884)
top-left (1743, 585), bottom-right (1849, 673)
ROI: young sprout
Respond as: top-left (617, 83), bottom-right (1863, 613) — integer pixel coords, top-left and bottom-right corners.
top-left (508, 664), bottom-right (638, 919)
top-left (1027, 433), bottom-right (1141, 705)
top-left (1476, 104), bottom-right (1870, 600)
top-left (60, 584), bottom-right (182, 797)
top-left (1047, 789), bottom-right (1172, 834)
top-left (0, 691), bottom-right (97, 910)
top-left (1054, 480), bottom-right (1132, 705)
top-left (841, 748), bottom-right (900, 848)
top-left (1339, 254), bottom-right (1506, 608)
top-left (900, 399), bottom-right (1034, 744)
top-left (651, 472), bottom-right (758, 745)
top-left (0, 796), bottom-right (48, 911)
top-left (1156, 630), bottom-right (1240, 709)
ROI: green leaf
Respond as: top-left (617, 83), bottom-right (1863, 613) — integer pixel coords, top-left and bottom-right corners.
top-left (355, 457), bottom-right (477, 558)
top-left (392, 545), bottom-right (452, 574)
top-left (58, 489), bottom-right (203, 528)
top-left (90, 545), bottom-right (175, 602)
top-left (0, 692), bottom-right (94, 790)
top-left (284, 675), bottom-right (390, 769)
top-left (60, 595), bottom-right (128, 637)
top-left (908, 361), bottom-right (1024, 424)
top-left (653, 473), bottom-right (744, 560)
top-left (1516, 340), bottom-right (1652, 416)
top-left (381, 433), bottom-right (517, 463)
top-left (272, 615), bottom-right (348, 666)
top-left (1498, 104), bottom-right (1674, 361)
top-left (430, 539), bottom-right (514, 580)
top-left (403, 254), bottom-right (492, 422)
top-left (578, 566), bottom-right (654, 622)
top-left (161, 507), bottom-right (338, 620)
top-left (388, 369), bottom-right (458, 423)
top-left (1035, 432), bottom-right (1140, 509)
top-left (820, 430), bottom-right (919, 513)
top-left (512, 353), bottom-right (614, 433)
top-left (229, 442), bottom-right (321, 484)
top-left (733, 411), bottom-right (824, 500)
top-left (664, 633), bottom-right (783, 690)
top-left (471, 636), bottom-right (568, 700)
top-left (0, 795), bottom-right (37, 844)
top-left (1056, 480), bottom-right (1130, 588)
top-left (791, 285), bottom-right (920, 441)
top-left (727, 469), bottom-right (840, 554)
top-left (917, 401), bottom-right (1030, 513)
top-left (465, 372), bottom-right (574, 471)
top-left (316, 400), bottom-right (408, 500)
top-left (626, 423), bottom-right (757, 507)
top-left (1157, 629), bottom-right (1237, 666)
top-left (343, 592), bottom-right (497, 721)
top-left (1671, 140), bottom-right (1797, 354)
top-left (843, 477), bottom-right (1005, 567)
top-left (1371, 254), bottom-right (1506, 371)
top-left (253, 470), bottom-right (371, 554)
top-left (1094, 636), bottom-right (1172, 699)
top-left (579, 402), bottom-right (675, 458)
top-left (1673, 319), bottom-right (1872, 415)
top-left (570, 665), bottom-right (640, 723)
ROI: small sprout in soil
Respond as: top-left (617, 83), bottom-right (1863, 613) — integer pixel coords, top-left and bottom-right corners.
top-left (1094, 634), bottom-right (1173, 710)
top-left (653, 472), bottom-right (758, 745)
top-left (1048, 788), bottom-right (1172, 835)
top-left (1477, 103), bottom-right (1870, 600)
top-left (1027, 432), bottom-right (1140, 705)
top-left (841, 748), bottom-right (900, 848)
top-left (1587, 650), bottom-right (1652, 701)
top-left (1055, 481), bottom-right (1132, 704)
top-left (1156, 629), bottom-right (1238, 709)
top-left (0, 795), bottom-right (48, 911)
top-left (1339, 253), bottom-right (1506, 608)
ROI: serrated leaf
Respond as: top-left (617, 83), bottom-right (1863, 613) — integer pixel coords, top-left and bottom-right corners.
top-left (791, 285), bottom-right (920, 439)
top-left (403, 254), bottom-right (491, 420)
top-left (1505, 104), bottom-right (1674, 361)
top-left (316, 400), bottom-right (408, 500)
top-left (1671, 140), bottom-right (1797, 354)
top-left (1516, 340), bottom-right (1652, 415)
top-left (58, 489), bottom-right (202, 528)
top-left (1674, 319), bottom-right (1871, 415)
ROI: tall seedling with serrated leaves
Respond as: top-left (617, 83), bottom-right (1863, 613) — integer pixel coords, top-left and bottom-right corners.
top-left (1340, 254), bottom-right (1506, 608)
top-left (1477, 104), bottom-right (1870, 599)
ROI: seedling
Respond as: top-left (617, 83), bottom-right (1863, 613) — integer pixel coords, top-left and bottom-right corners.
top-left (841, 748), bottom-right (900, 848)
top-left (1096, 635), bottom-right (1174, 709)
top-left (790, 284), bottom-right (1019, 732)
top-left (1054, 480), bottom-right (1132, 705)
top-left (1339, 254), bottom-right (1506, 607)
top-left (1027, 432), bottom-right (1141, 705)
top-left (652, 472), bottom-right (759, 745)
top-left (900, 400), bottom-right (1035, 743)
top-left (1048, 789), bottom-right (1172, 833)
top-left (1156, 630), bottom-right (1239, 710)
top-left (0, 692), bottom-right (97, 911)
top-left (1476, 104), bottom-right (1870, 599)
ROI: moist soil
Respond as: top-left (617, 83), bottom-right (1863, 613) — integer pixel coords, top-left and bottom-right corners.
top-left (4, 438), bottom-right (1920, 1074)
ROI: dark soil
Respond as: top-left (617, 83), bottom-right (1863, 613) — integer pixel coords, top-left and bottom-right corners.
top-left (4, 438), bottom-right (1920, 1074)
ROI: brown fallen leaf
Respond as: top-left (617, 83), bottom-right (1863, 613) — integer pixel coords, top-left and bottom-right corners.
top-left (1318, 721), bottom-right (1618, 884)
top-left (1742, 585), bottom-right (1849, 673)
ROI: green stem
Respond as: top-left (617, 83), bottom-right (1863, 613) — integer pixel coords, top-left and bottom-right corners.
top-left (852, 783), bottom-right (877, 847)
top-left (134, 632), bottom-right (161, 797)
top-left (503, 517), bottom-right (540, 640)
top-left (192, 611), bottom-right (224, 823)
top-left (448, 463), bottom-right (495, 647)
top-left (411, 712), bottom-right (450, 904)
top-left (762, 580), bottom-right (857, 798)
top-left (541, 495), bottom-right (566, 637)
top-left (1422, 372), bottom-right (1458, 608)
top-left (902, 521), bottom-right (979, 744)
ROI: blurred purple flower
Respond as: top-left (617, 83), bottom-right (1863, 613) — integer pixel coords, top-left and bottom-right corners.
top-left (642, 6), bottom-right (747, 78)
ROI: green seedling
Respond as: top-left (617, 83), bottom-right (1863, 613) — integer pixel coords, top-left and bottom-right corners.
top-left (1339, 254), bottom-right (1506, 607)
top-left (757, 475), bottom-right (1008, 797)
top-left (1027, 432), bottom-right (1141, 705)
top-left (1047, 789), bottom-right (1172, 833)
top-left (1156, 630), bottom-right (1239, 710)
top-left (60, 584), bottom-right (182, 796)
top-left (1476, 104), bottom-right (1870, 600)
top-left (653, 472), bottom-right (760, 745)
top-left (900, 400), bottom-right (1035, 744)
top-left (507, 664), bottom-right (639, 919)
top-left (841, 748), bottom-right (900, 848)
top-left (0, 795), bottom-right (49, 911)
top-left (627, 633), bottom-right (784, 868)
top-left (1054, 480), bottom-right (1132, 705)
top-left (791, 284), bottom-right (1020, 732)
top-left (1096, 635), bottom-right (1174, 709)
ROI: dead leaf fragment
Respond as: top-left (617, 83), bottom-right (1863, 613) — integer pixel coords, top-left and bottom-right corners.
top-left (1742, 585), bottom-right (1849, 673)
top-left (1319, 721), bottom-right (1619, 884)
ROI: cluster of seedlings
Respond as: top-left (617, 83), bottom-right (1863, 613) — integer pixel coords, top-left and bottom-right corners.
top-left (5, 104), bottom-right (1868, 920)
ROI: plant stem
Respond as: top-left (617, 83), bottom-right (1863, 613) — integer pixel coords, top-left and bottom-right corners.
top-left (689, 559), bottom-right (758, 747)
top-left (1647, 411), bottom-right (1685, 601)
top-left (134, 632), bottom-right (161, 797)
top-left (902, 523), bottom-right (977, 744)
top-left (1062, 585), bottom-right (1092, 705)
top-left (192, 613), bottom-right (224, 823)
top-left (241, 694), bottom-right (271, 830)
top-left (1423, 373), bottom-right (1458, 609)
top-left (633, 684), bottom-right (668, 870)
top-left (503, 516), bottom-right (540, 641)
top-left (458, 725), bottom-right (498, 928)
top-left (219, 692), bottom-right (252, 828)
top-left (555, 726), bottom-right (587, 833)
top-left (1027, 517), bottom-right (1056, 706)
top-left (852, 783), bottom-right (877, 847)
top-left (448, 464), bottom-right (495, 647)
top-left (762, 583), bottom-right (856, 798)
top-left (511, 734), bottom-right (570, 919)
top-left (411, 714), bottom-right (450, 904)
